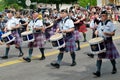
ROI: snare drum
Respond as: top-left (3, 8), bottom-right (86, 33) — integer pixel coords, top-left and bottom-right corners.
top-left (88, 37), bottom-right (106, 54)
top-left (21, 31), bottom-right (34, 42)
top-left (1, 31), bottom-right (15, 44)
top-left (50, 33), bottom-right (65, 49)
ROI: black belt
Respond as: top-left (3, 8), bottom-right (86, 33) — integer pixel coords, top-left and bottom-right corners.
top-left (64, 32), bottom-right (73, 39)
top-left (33, 30), bottom-right (41, 33)
top-left (105, 37), bottom-right (112, 41)
top-left (8, 29), bottom-right (17, 32)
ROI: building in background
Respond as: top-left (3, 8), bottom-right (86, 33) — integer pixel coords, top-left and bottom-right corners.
top-left (97, 0), bottom-right (120, 7)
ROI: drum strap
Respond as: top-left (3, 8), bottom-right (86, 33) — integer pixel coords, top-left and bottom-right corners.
top-left (61, 17), bottom-right (69, 30)
top-left (32, 19), bottom-right (41, 33)
top-left (61, 17), bottom-right (73, 38)
top-left (101, 20), bottom-right (111, 26)
top-left (61, 17), bottom-right (69, 24)
top-left (33, 18), bottom-right (39, 24)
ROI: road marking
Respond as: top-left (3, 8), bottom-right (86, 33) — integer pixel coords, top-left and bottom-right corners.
top-left (0, 36), bottom-right (120, 67)
top-left (0, 50), bottom-right (60, 67)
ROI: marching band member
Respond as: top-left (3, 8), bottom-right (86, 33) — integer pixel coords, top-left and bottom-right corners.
top-left (69, 11), bottom-right (81, 51)
top-left (15, 11), bottom-right (22, 37)
top-left (93, 11), bottom-right (119, 77)
top-left (75, 8), bottom-right (87, 42)
top-left (23, 11), bottom-right (45, 62)
top-left (51, 9), bottom-right (77, 68)
top-left (1, 10), bottom-right (24, 59)
top-left (0, 30), bottom-right (4, 45)
top-left (0, 14), bottom-right (5, 45)
top-left (19, 13), bottom-right (29, 36)
top-left (87, 12), bottom-right (100, 58)
top-left (43, 15), bottom-right (54, 40)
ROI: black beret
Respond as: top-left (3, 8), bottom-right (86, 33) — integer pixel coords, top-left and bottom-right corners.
top-left (32, 10), bottom-right (39, 14)
top-left (7, 10), bottom-right (14, 14)
top-left (60, 9), bottom-right (68, 13)
top-left (101, 10), bottom-right (108, 15)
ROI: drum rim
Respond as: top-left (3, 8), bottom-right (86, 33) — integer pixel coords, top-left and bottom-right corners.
top-left (22, 39), bottom-right (34, 43)
top-left (52, 42), bottom-right (65, 49)
top-left (21, 31), bottom-right (33, 36)
top-left (6, 37), bottom-right (15, 44)
top-left (50, 33), bottom-right (63, 41)
top-left (88, 37), bottom-right (104, 44)
top-left (1, 31), bottom-right (12, 38)
top-left (91, 49), bottom-right (106, 54)
top-left (89, 40), bottom-right (104, 44)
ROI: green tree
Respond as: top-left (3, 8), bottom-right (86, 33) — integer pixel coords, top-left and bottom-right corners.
top-left (0, 0), bottom-right (97, 11)
top-left (78, 0), bottom-right (97, 8)
top-left (0, 0), bottom-right (5, 11)
top-left (0, 0), bottom-right (23, 11)
top-left (42, 0), bottom-right (77, 11)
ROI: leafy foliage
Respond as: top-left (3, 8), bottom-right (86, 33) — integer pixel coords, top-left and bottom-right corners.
top-left (0, 0), bottom-right (97, 11)
top-left (78, 0), bottom-right (97, 7)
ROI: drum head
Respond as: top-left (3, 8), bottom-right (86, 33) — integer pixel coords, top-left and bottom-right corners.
top-left (21, 31), bottom-right (33, 36)
top-left (1, 32), bottom-right (11, 38)
top-left (89, 37), bottom-right (103, 44)
top-left (50, 33), bottom-right (63, 41)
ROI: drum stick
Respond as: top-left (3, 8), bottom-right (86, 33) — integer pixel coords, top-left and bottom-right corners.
top-left (95, 30), bottom-right (98, 37)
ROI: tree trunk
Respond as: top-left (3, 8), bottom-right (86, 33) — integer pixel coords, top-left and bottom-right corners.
top-left (56, 3), bottom-right (59, 11)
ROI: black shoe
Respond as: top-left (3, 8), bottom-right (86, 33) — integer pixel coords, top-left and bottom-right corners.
top-left (93, 71), bottom-right (101, 77)
top-left (87, 54), bottom-right (94, 58)
top-left (83, 40), bottom-right (87, 42)
top-left (23, 57), bottom-right (31, 62)
top-left (18, 53), bottom-right (24, 57)
top-left (70, 62), bottom-right (76, 66)
top-left (1, 56), bottom-right (8, 59)
top-left (39, 56), bottom-right (45, 60)
top-left (51, 63), bottom-right (60, 68)
top-left (112, 68), bottom-right (117, 74)
top-left (76, 48), bottom-right (81, 51)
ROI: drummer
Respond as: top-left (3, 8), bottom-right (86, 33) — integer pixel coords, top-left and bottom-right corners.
top-left (50, 9), bottom-right (77, 68)
top-left (43, 15), bottom-right (54, 41)
top-left (1, 10), bottom-right (24, 59)
top-left (69, 11), bottom-right (81, 51)
top-left (23, 10), bottom-right (46, 62)
top-left (93, 10), bottom-right (119, 77)
top-left (87, 12), bottom-right (100, 58)
top-left (0, 29), bottom-right (4, 45)
top-left (0, 15), bottom-right (5, 45)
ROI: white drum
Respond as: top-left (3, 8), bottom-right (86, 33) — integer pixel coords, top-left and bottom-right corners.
top-left (50, 33), bottom-right (65, 49)
top-left (88, 37), bottom-right (106, 54)
top-left (1, 31), bottom-right (15, 44)
top-left (21, 31), bottom-right (34, 43)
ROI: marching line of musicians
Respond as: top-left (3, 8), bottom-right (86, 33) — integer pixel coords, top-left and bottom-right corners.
top-left (0, 6), bottom-right (119, 78)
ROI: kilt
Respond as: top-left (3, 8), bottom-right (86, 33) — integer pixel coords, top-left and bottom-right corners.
top-left (8, 31), bottom-right (22, 45)
top-left (78, 24), bottom-right (87, 33)
top-left (64, 34), bottom-right (76, 52)
top-left (98, 38), bottom-right (119, 59)
top-left (73, 30), bottom-right (81, 41)
top-left (28, 33), bottom-right (45, 48)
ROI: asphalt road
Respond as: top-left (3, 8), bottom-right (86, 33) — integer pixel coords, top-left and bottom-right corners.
top-left (0, 22), bottom-right (120, 80)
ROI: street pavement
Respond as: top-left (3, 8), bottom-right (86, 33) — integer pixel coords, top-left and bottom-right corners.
top-left (0, 22), bottom-right (120, 80)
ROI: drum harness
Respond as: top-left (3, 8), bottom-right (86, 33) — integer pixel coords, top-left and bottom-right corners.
top-left (29, 18), bottom-right (41, 33)
top-left (60, 17), bottom-right (73, 39)
top-left (100, 20), bottom-right (112, 41)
